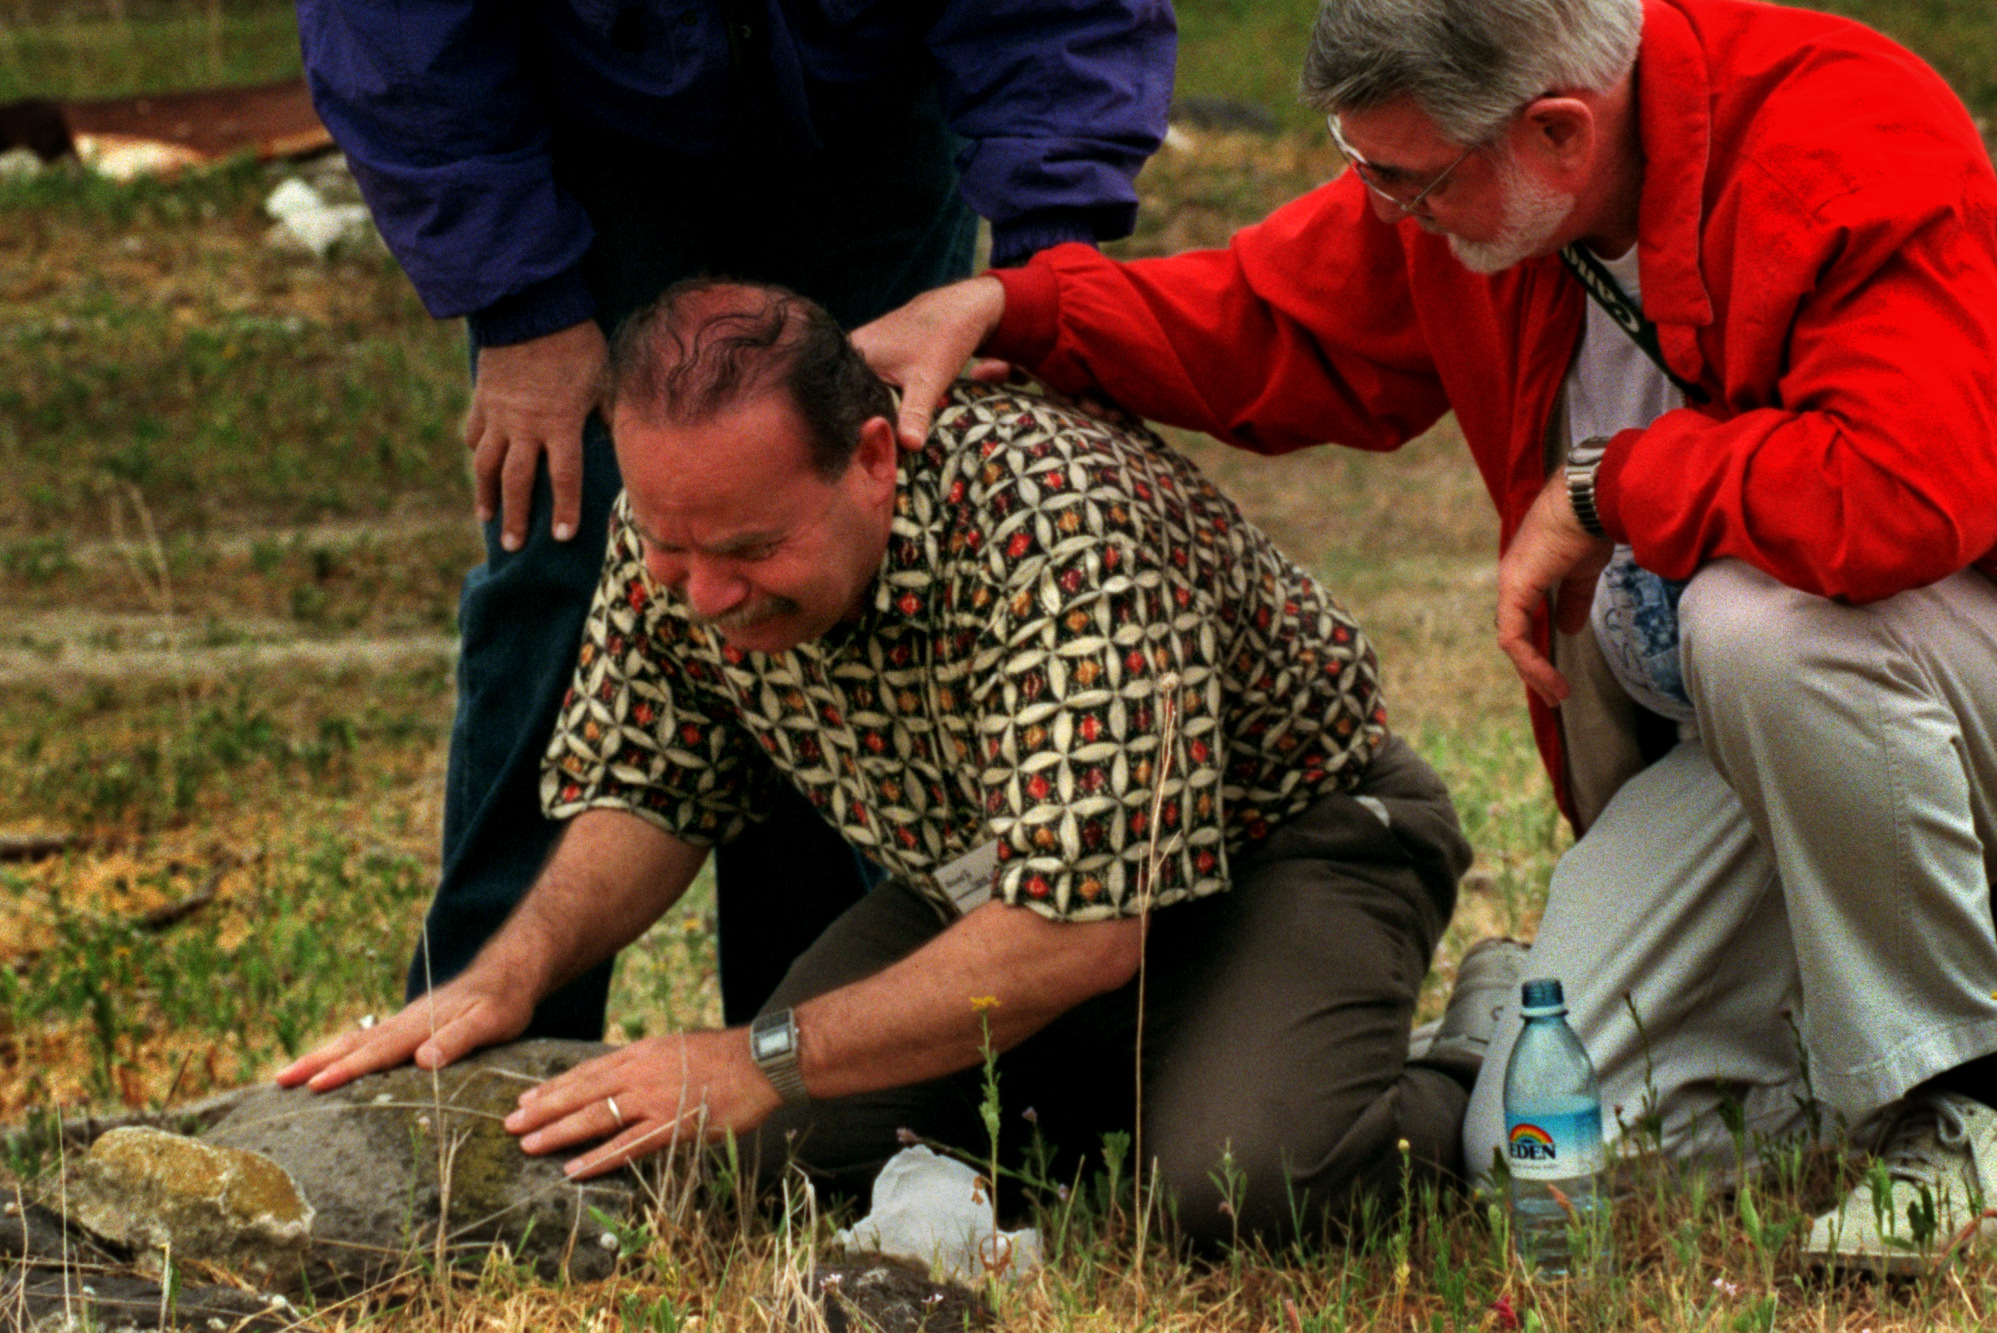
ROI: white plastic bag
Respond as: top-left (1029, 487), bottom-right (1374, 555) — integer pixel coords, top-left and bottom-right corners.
top-left (263, 178), bottom-right (374, 258)
top-left (833, 1146), bottom-right (1043, 1283)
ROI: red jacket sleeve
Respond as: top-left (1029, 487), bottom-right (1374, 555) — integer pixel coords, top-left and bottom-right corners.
top-left (990, 174), bottom-right (1454, 457)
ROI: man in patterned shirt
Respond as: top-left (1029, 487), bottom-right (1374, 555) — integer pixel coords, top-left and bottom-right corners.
top-left (282, 279), bottom-right (1476, 1242)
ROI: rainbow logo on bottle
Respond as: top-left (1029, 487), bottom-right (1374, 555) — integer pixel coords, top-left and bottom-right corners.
top-left (1509, 1123), bottom-right (1558, 1162)
top-left (1505, 1102), bottom-right (1605, 1179)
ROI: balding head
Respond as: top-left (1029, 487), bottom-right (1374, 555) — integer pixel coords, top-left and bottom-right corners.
top-left (601, 279), bottom-right (896, 480)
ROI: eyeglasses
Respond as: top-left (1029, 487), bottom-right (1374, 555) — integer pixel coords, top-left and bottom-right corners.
top-left (1326, 115), bottom-right (1479, 215)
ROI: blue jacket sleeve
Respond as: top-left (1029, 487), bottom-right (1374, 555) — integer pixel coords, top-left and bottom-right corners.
top-left (297, 0), bottom-right (598, 344)
top-left (925, 0), bottom-right (1176, 267)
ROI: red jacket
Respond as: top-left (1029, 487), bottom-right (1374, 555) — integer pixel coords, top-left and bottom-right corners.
top-left (988, 0), bottom-right (1997, 821)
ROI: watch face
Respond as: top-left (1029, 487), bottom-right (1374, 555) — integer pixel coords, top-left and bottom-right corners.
top-left (748, 1010), bottom-right (808, 1104)
top-left (752, 1013), bottom-right (796, 1062)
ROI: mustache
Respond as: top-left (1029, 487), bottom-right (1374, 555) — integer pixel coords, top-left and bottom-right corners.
top-left (689, 595), bottom-right (800, 634)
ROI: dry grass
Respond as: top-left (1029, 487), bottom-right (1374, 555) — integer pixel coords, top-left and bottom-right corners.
top-left (193, 1138), bottom-right (1997, 1333)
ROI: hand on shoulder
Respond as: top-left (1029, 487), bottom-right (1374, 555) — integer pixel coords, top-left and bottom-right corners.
top-left (852, 276), bottom-right (1011, 448)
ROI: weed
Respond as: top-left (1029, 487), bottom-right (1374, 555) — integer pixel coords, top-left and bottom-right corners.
top-left (969, 994), bottom-right (1005, 1279)
top-left (1621, 992), bottom-right (1667, 1155)
top-left (1210, 1141), bottom-right (1247, 1270)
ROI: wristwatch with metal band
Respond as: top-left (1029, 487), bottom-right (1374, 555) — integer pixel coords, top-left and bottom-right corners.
top-left (749, 1007), bottom-right (809, 1106)
top-left (1565, 435), bottom-right (1610, 540)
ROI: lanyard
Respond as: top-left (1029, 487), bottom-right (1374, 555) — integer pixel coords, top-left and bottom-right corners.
top-left (1558, 245), bottom-right (1711, 405)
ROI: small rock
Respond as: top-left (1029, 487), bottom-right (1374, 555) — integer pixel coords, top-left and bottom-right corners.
top-left (73, 133), bottom-right (206, 181)
top-left (50, 1126), bottom-right (312, 1285)
top-left (299, 150), bottom-right (361, 201)
top-left (810, 1254), bottom-right (991, 1333)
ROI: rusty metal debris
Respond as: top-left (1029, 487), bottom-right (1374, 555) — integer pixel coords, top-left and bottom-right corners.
top-left (0, 76), bottom-right (331, 179)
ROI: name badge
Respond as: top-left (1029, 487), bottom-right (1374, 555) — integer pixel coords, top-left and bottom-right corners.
top-left (934, 841), bottom-right (1000, 916)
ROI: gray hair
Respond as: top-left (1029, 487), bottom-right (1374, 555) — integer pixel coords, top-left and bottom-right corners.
top-left (1301, 0), bottom-right (1643, 145)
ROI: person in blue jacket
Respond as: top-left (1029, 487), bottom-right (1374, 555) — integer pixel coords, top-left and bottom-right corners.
top-left (294, 0), bottom-right (1176, 1041)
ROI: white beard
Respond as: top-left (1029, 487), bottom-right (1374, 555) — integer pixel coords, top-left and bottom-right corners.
top-left (1449, 153), bottom-right (1576, 275)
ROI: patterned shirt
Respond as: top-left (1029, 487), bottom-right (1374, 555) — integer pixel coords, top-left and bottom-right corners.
top-left (542, 383), bottom-right (1388, 922)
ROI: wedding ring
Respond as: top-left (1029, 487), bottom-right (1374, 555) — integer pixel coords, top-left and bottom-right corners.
top-left (606, 1095), bottom-right (624, 1128)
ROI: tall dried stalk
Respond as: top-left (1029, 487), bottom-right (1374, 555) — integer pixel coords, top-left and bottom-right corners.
top-left (1131, 669), bottom-right (1182, 1276)
top-left (107, 480), bottom-right (190, 726)
top-left (415, 916), bottom-right (460, 1319)
top-left (772, 1164), bottom-right (829, 1333)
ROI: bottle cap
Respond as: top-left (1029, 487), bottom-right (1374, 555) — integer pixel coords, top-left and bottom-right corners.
top-left (1519, 977), bottom-right (1566, 1015)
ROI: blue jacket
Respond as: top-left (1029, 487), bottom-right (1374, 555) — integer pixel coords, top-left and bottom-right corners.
top-left (297, 0), bottom-right (1177, 345)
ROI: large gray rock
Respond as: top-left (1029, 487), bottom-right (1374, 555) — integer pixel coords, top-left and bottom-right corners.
top-left (198, 1039), bottom-right (638, 1294)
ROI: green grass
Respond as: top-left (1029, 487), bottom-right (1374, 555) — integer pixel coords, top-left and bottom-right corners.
top-left (0, 163), bottom-right (471, 538)
top-left (0, 3), bottom-right (302, 103)
top-left (1176, 0), bottom-right (1327, 132)
top-left (0, 831), bottom-right (427, 1125)
top-left (1168, 0), bottom-right (1997, 127)
top-left (1809, 0), bottom-right (1997, 118)
top-left (0, 660), bottom-right (449, 1121)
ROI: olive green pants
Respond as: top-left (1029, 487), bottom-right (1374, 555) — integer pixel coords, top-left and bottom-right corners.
top-left (752, 737), bottom-right (1474, 1246)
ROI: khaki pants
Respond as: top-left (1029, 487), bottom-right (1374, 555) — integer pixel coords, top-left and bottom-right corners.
top-left (1465, 562), bottom-right (1997, 1174)
top-left (752, 738), bottom-right (1474, 1244)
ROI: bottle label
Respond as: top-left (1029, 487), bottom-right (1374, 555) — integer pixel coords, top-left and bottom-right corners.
top-left (1505, 1104), bottom-right (1605, 1180)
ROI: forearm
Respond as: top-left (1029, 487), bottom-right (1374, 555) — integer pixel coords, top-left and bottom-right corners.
top-left (793, 901), bottom-right (1142, 1100)
top-left (504, 891), bottom-right (1143, 1177)
top-left (1601, 189), bottom-right (1997, 600)
top-left (1600, 404), bottom-right (1997, 602)
top-left (986, 193), bottom-right (1448, 456)
top-left (476, 808), bottom-right (708, 998)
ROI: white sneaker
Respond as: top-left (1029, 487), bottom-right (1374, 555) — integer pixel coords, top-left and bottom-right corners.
top-left (1409, 937), bottom-right (1524, 1073)
top-left (1802, 1090), bottom-right (1997, 1274)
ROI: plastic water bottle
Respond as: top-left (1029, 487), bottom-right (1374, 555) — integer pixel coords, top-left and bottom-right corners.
top-left (1503, 977), bottom-right (1607, 1276)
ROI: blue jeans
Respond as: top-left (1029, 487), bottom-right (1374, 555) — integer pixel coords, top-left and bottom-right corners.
top-left (414, 94), bottom-right (979, 1035)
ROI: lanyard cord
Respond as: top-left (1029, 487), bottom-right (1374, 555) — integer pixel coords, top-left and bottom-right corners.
top-left (1558, 244), bottom-right (1711, 406)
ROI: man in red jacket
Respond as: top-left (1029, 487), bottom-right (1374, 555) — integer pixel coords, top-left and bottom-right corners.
top-left (855, 0), bottom-right (1997, 1273)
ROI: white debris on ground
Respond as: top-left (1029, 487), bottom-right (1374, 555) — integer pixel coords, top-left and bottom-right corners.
top-left (0, 146), bottom-right (42, 179)
top-left (262, 175), bottom-right (376, 258)
top-left (833, 1146), bottom-right (1044, 1284)
top-left (73, 133), bottom-right (207, 181)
